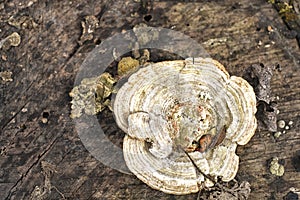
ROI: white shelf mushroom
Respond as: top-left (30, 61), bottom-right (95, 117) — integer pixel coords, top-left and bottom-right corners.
top-left (113, 57), bottom-right (257, 194)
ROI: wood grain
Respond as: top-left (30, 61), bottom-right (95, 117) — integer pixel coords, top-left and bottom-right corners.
top-left (0, 0), bottom-right (299, 199)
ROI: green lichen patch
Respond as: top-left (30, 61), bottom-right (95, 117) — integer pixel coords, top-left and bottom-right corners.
top-left (69, 73), bottom-right (116, 119)
top-left (269, 157), bottom-right (285, 176)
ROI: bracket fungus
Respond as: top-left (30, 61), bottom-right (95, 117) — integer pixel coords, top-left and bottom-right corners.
top-left (113, 57), bottom-right (257, 195)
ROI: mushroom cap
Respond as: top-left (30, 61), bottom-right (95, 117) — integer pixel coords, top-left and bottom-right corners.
top-left (113, 57), bottom-right (257, 194)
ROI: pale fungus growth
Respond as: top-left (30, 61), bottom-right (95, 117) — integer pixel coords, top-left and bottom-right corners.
top-left (274, 131), bottom-right (282, 138)
top-left (0, 71), bottom-right (13, 83)
top-left (277, 120), bottom-right (286, 129)
top-left (113, 57), bottom-right (257, 194)
top-left (79, 15), bottom-right (99, 45)
top-left (8, 16), bottom-right (38, 29)
top-left (0, 32), bottom-right (21, 50)
top-left (269, 157), bottom-right (284, 176)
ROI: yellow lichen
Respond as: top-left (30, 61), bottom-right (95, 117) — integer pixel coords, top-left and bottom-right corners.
top-left (117, 57), bottom-right (140, 76)
top-left (278, 2), bottom-right (293, 14)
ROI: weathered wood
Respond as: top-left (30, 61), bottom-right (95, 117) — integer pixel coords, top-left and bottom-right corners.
top-left (0, 0), bottom-right (299, 199)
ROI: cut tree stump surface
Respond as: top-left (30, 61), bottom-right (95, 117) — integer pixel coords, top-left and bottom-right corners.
top-left (0, 0), bottom-right (299, 199)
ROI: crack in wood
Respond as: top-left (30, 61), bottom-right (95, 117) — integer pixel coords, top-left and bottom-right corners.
top-left (1, 102), bottom-right (28, 131)
top-left (4, 136), bottom-right (59, 200)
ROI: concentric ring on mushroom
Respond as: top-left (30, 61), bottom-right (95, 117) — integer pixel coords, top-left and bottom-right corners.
top-left (113, 57), bottom-right (257, 194)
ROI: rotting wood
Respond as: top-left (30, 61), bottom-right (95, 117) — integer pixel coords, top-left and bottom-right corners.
top-left (0, 0), bottom-right (299, 199)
